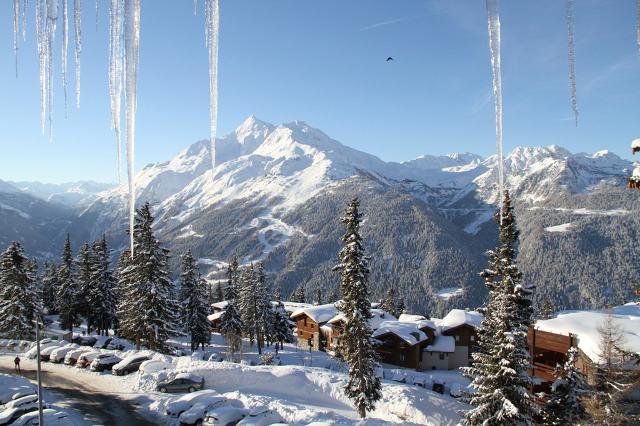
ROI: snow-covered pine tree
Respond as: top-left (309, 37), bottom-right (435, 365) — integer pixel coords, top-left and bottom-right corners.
top-left (0, 242), bottom-right (39, 339)
top-left (290, 284), bottom-right (306, 303)
top-left (220, 259), bottom-right (243, 361)
top-left (90, 234), bottom-right (117, 336)
top-left (543, 347), bottom-right (590, 425)
top-left (57, 234), bottom-right (80, 332)
top-left (225, 256), bottom-right (239, 301)
top-left (538, 296), bottom-right (555, 320)
top-left (215, 283), bottom-right (225, 303)
top-left (328, 287), bottom-right (340, 304)
top-left (272, 301), bottom-right (293, 353)
top-left (255, 263), bottom-right (274, 353)
top-left (179, 250), bottom-right (211, 351)
top-left (239, 264), bottom-right (259, 347)
top-left (75, 242), bottom-right (95, 332)
top-left (462, 190), bottom-right (536, 425)
top-left (113, 248), bottom-right (133, 335)
top-left (379, 284), bottom-right (400, 317)
top-left (41, 261), bottom-right (60, 314)
top-left (116, 202), bottom-right (181, 352)
top-left (314, 287), bottom-right (323, 305)
top-left (396, 298), bottom-right (406, 316)
top-left (333, 198), bottom-right (381, 418)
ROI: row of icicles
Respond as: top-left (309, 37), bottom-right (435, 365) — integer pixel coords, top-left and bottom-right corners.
top-left (10, 0), bottom-right (220, 257)
top-left (7, 0), bottom-right (639, 253)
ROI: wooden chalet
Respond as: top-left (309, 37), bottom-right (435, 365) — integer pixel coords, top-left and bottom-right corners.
top-left (290, 304), bottom-right (338, 351)
top-left (373, 321), bottom-right (434, 369)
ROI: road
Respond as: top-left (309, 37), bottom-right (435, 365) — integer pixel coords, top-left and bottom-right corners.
top-left (0, 360), bottom-right (156, 426)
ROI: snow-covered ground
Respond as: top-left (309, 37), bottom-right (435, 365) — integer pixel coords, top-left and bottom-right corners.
top-left (436, 287), bottom-right (464, 300)
top-left (544, 222), bottom-right (574, 233)
top-left (0, 319), bottom-right (470, 425)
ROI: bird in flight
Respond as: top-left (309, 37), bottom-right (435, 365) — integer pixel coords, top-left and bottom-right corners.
top-left (386, 57), bottom-right (394, 62)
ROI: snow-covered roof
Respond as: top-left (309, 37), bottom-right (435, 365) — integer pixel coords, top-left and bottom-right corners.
top-left (282, 301), bottom-right (313, 314)
top-left (372, 321), bottom-right (429, 346)
top-left (211, 301), bottom-right (229, 310)
top-left (535, 303), bottom-right (640, 364)
top-left (207, 311), bottom-right (224, 322)
top-left (398, 314), bottom-right (427, 322)
top-left (290, 303), bottom-right (338, 324)
top-left (327, 309), bottom-right (396, 330)
top-left (632, 138), bottom-right (640, 149)
top-left (440, 309), bottom-right (483, 332)
top-left (424, 335), bottom-right (455, 353)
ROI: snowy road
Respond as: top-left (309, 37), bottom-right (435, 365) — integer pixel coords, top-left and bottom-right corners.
top-left (0, 359), bottom-right (155, 426)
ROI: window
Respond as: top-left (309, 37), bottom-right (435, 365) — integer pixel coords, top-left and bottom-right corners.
top-left (455, 335), bottom-right (460, 342)
top-left (439, 353), bottom-right (445, 360)
top-left (304, 318), bottom-right (307, 327)
top-left (399, 354), bottom-right (406, 361)
top-left (470, 335), bottom-right (475, 342)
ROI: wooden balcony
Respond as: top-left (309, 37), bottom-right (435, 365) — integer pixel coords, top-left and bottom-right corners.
top-left (531, 362), bottom-right (556, 382)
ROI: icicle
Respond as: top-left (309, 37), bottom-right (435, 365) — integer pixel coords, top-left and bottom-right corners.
top-left (14, 0), bottom-right (20, 78)
top-left (109, 0), bottom-right (123, 183)
top-left (74, 0), bottom-right (82, 107)
top-left (205, 0), bottom-right (220, 169)
top-left (22, 0), bottom-right (28, 41)
top-left (124, 0), bottom-right (140, 257)
top-left (566, 0), bottom-right (578, 127)
top-left (486, 0), bottom-right (504, 221)
top-left (46, 0), bottom-right (58, 143)
top-left (95, 0), bottom-right (100, 30)
top-left (36, 0), bottom-right (47, 134)
top-left (62, 0), bottom-right (69, 116)
top-left (193, 0), bottom-right (198, 16)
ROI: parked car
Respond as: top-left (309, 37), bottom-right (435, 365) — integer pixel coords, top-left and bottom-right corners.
top-left (139, 360), bottom-right (173, 375)
top-left (89, 354), bottom-right (122, 372)
top-left (235, 409), bottom-right (283, 426)
top-left (1, 394), bottom-right (38, 411)
top-left (112, 354), bottom-right (151, 376)
top-left (75, 351), bottom-right (101, 368)
top-left (0, 406), bottom-right (38, 426)
top-left (49, 344), bottom-right (79, 363)
top-left (178, 396), bottom-right (243, 426)
top-left (203, 407), bottom-right (250, 426)
top-left (39, 345), bottom-right (63, 362)
top-left (164, 389), bottom-right (218, 417)
top-left (104, 337), bottom-right (126, 351)
top-left (25, 341), bottom-right (61, 359)
top-left (12, 409), bottom-right (73, 426)
top-left (0, 388), bottom-right (35, 406)
top-left (63, 347), bottom-right (93, 366)
top-left (71, 335), bottom-right (97, 347)
top-left (158, 373), bottom-right (206, 394)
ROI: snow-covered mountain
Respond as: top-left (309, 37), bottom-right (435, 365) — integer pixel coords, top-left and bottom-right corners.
top-left (9, 180), bottom-right (116, 208)
top-left (1, 116), bottom-right (637, 314)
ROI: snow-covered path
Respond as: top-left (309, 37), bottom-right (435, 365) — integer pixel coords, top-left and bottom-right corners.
top-left (0, 356), bottom-right (157, 425)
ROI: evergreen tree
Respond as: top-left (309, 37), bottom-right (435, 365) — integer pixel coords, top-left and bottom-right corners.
top-left (117, 203), bottom-right (181, 352)
top-left (271, 299), bottom-right (293, 353)
top-left (255, 263), bottom-right (274, 352)
top-left (75, 242), bottom-right (94, 332)
top-left (225, 256), bottom-right (239, 301)
top-left (314, 287), bottom-right (323, 305)
top-left (290, 285), bottom-right (306, 303)
top-left (538, 296), bottom-right (555, 320)
top-left (239, 264), bottom-right (259, 346)
top-left (215, 282), bottom-right (225, 303)
top-left (274, 285), bottom-right (282, 303)
top-left (396, 298), bottom-right (406, 316)
top-left (328, 287), bottom-right (340, 304)
top-left (57, 234), bottom-right (80, 332)
top-left (379, 285), bottom-right (401, 317)
top-left (0, 242), bottom-right (39, 339)
top-left (333, 198), bottom-right (381, 418)
top-left (220, 258), bottom-right (243, 361)
top-left (41, 261), bottom-right (60, 314)
top-left (462, 191), bottom-right (537, 425)
top-left (179, 250), bottom-right (211, 351)
top-left (90, 235), bottom-right (117, 335)
top-left (543, 347), bottom-right (590, 425)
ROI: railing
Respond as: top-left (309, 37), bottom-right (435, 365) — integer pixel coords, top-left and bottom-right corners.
top-left (531, 362), bottom-right (556, 382)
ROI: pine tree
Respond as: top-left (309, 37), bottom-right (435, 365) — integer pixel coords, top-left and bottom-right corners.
top-left (328, 287), bottom-right (339, 304)
top-left (396, 298), bottom-right (406, 316)
top-left (462, 191), bottom-right (537, 425)
top-left (90, 235), bottom-right (117, 335)
top-left (314, 287), bottom-right (323, 305)
top-left (255, 263), bottom-right (274, 352)
top-left (179, 250), bottom-right (211, 351)
top-left (225, 256), bottom-right (239, 301)
top-left (41, 261), bottom-right (60, 314)
top-left (539, 296), bottom-right (555, 320)
top-left (380, 284), bottom-right (401, 317)
top-left (333, 198), bottom-right (381, 418)
top-left (215, 282), bottom-right (225, 303)
top-left (239, 264), bottom-right (260, 347)
top-left (117, 202), bottom-right (181, 352)
top-left (290, 284), bottom-right (306, 303)
top-left (0, 242), bottom-right (39, 339)
top-left (57, 234), bottom-right (80, 332)
top-left (75, 242), bottom-right (94, 332)
top-left (543, 347), bottom-right (590, 425)
top-left (220, 258), bottom-right (243, 361)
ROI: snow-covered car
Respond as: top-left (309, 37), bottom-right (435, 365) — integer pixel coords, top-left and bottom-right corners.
top-left (49, 344), bottom-right (79, 363)
top-left (63, 347), bottom-right (93, 366)
top-left (164, 389), bottom-right (218, 417)
top-left (202, 407), bottom-right (250, 426)
top-left (449, 383), bottom-right (463, 398)
top-left (112, 354), bottom-right (151, 376)
top-left (158, 373), bottom-right (206, 394)
top-left (0, 375), bottom-right (36, 405)
top-left (1, 394), bottom-right (38, 411)
top-left (178, 396), bottom-right (243, 426)
top-left (139, 360), bottom-right (173, 375)
top-left (71, 335), bottom-right (98, 347)
top-left (39, 345), bottom-right (64, 362)
top-left (104, 337), bottom-right (126, 351)
top-left (11, 409), bottom-right (73, 426)
top-left (0, 404), bottom-right (41, 426)
top-left (25, 341), bottom-right (61, 359)
top-left (89, 353), bottom-right (122, 372)
top-left (75, 351), bottom-right (101, 368)
top-left (235, 409), bottom-right (283, 426)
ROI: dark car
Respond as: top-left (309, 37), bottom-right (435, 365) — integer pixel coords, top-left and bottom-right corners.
top-left (157, 373), bottom-right (205, 393)
top-left (112, 355), bottom-right (150, 376)
top-left (89, 354), bottom-right (122, 372)
top-left (72, 335), bottom-right (98, 347)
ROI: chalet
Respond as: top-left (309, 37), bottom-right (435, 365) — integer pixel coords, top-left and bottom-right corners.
top-left (327, 309), bottom-right (397, 351)
top-left (372, 321), bottom-right (433, 369)
top-left (433, 309), bottom-right (483, 370)
top-left (529, 302), bottom-right (640, 390)
top-left (290, 304), bottom-right (338, 351)
top-left (211, 300), bottom-right (229, 313)
top-left (207, 311), bottom-right (224, 332)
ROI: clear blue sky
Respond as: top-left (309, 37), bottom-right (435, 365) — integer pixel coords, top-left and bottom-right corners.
top-left (1, 0), bottom-right (639, 183)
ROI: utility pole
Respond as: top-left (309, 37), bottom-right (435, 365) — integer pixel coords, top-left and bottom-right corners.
top-left (34, 318), bottom-right (44, 426)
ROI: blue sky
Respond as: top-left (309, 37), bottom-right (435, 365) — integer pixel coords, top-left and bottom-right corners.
top-left (1, 0), bottom-right (639, 183)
